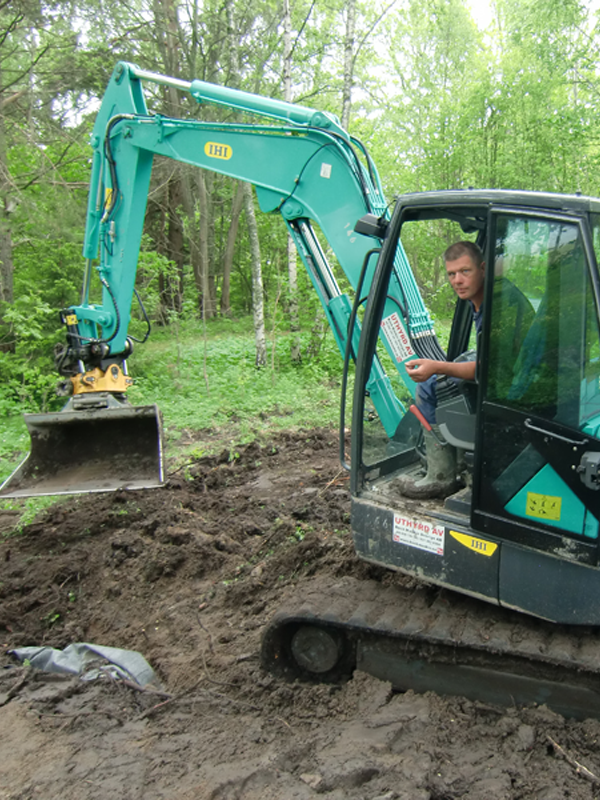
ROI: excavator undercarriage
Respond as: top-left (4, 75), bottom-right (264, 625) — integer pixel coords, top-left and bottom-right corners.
top-left (261, 575), bottom-right (600, 721)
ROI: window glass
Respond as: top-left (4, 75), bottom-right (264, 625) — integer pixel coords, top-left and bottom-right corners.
top-left (486, 215), bottom-right (600, 428)
top-left (590, 213), bottom-right (600, 268)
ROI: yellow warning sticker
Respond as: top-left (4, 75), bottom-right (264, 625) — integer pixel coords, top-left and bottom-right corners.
top-left (104, 187), bottom-right (112, 209)
top-left (204, 142), bottom-right (232, 160)
top-left (449, 531), bottom-right (498, 557)
top-left (526, 492), bottom-right (562, 521)
top-left (64, 314), bottom-right (78, 326)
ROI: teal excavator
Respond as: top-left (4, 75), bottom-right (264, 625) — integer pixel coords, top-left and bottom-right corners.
top-left (5, 63), bottom-right (600, 719)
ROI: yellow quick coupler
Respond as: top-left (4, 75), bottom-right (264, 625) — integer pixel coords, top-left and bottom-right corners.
top-left (70, 365), bottom-right (133, 394)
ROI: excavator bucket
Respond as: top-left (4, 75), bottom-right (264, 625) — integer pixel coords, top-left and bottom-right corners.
top-left (0, 404), bottom-right (164, 498)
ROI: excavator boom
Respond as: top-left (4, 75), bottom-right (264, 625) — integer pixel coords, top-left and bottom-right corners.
top-left (1, 61), bottom-right (441, 498)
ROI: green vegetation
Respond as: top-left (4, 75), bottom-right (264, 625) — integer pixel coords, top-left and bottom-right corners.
top-left (128, 317), bottom-right (346, 444)
top-left (0, 314), bottom-right (350, 527)
top-left (2, 0), bottom-right (599, 528)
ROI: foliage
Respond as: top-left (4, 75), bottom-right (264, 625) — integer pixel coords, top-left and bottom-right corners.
top-left (2, 0), bottom-right (600, 427)
top-left (127, 315), bottom-right (346, 437)
top-left (0, 315), bottom-right (348, 524)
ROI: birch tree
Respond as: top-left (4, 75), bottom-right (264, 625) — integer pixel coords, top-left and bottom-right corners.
top-left (283, 0), bottom-right (301, 362)
top-left (341, 0), bottom-right (356, 130)
top-left (242, 182), bottom-right (266, 367)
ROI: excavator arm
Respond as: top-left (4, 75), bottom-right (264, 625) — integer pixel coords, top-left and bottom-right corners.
top-left (0, 61), bottom-right (443, 497)
top-left (66, 62), bottom-right (443, 432)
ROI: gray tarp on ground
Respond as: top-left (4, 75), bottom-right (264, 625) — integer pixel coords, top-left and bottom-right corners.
top-left (10, 643), bottom-right (160, 688)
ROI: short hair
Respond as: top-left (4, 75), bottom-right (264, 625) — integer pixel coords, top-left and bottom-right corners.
top-left (443, 241), bottom-right (484, 268)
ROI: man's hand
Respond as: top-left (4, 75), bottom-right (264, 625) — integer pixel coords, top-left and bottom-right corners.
top-left (405, 359), bottom-right (438, 382)
top-left (405, 358), bottom-right (477, 383)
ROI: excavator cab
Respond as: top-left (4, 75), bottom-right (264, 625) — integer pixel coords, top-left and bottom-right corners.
top-left (351, 189), bottom-right (600, 625)
top-left (262, 190), bottom-right (600, 719)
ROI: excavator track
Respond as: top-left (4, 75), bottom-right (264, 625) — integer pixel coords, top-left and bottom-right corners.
top-left (261, 576), bottom-right (600, 720)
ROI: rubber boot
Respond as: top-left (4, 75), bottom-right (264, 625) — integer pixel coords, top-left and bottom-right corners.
top-left (397, 426), bottom-right (459, 499)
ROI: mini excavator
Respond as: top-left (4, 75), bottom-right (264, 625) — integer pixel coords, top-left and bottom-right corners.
top-left (5, 63), bottom-right (600, 718)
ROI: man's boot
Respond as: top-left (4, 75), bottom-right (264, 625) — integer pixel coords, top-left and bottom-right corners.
top-left (396, 426), bottom-right (459, 499)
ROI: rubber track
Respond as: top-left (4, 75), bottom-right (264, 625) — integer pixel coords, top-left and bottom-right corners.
top-left (261, 576), bottom-right (600, 714)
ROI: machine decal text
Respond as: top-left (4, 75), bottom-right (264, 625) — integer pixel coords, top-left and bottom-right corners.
top-left (204, 142), bottom-right (232, 160)
top-left (449, 531), bottom-right (497, 557)
top-left (381, 313), bottom-right (415, 362)
top-left (393, 514), bottom-right (444, 555)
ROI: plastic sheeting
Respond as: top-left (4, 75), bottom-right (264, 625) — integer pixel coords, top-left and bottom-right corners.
top-left (10, 642), bottom-right (160, 688)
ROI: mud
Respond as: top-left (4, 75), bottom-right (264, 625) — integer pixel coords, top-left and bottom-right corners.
top-left (1, 428), bottom-right (600, 800)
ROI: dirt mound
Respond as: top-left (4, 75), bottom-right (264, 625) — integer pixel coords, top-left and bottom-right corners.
top-left (2, 428), bottom-right (600, 799)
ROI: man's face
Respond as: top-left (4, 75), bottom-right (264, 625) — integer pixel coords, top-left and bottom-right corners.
top-left (445, 254), bottom-right (485, 310)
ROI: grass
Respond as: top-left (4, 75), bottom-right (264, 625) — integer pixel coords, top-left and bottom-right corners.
top-left (128, 319), bottom-right (348, 450)
top-left (0, 316), bottom-right (348, 529)
top-left (0, 415), bottom-right (30, 479)
top-left (0, 311), bottom-right (453, 530)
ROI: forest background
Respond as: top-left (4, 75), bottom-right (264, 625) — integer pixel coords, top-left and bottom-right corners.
top-left (1, 0), bottom-right (599, 492)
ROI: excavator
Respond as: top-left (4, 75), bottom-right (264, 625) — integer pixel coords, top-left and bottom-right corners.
top-left (4, 62), bottom-right (600, 719)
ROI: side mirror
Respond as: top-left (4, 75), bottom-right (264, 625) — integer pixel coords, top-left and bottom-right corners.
top-left (354, 214), bottom-right (389, 239)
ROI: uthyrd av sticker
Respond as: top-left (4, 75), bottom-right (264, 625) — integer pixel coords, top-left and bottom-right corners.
top-left (393, 514), bottom-right (444, 555)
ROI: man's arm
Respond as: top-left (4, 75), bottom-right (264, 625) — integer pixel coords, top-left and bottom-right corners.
top-left (405, 358), bottom-right (476, 383)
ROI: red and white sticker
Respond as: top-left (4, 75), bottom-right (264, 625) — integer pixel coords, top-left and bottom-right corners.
top-left (381, 312), bottom-right (415, 362)
top-left (393, 514), bottom-right (444, 555)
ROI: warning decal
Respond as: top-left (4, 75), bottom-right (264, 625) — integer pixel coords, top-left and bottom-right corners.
top-left (381, 313), bottom-right (415, 362)
top-left (526, 491), bottom-right (562, 522)
top-left (393, 514), bottom-right (444, 555)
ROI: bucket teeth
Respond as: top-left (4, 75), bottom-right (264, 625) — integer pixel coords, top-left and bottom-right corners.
top-left (0, 405), bottom-right (164, 498)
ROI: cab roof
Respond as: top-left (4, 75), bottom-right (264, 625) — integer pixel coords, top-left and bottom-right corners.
top-left (395, 188), bottom-right (600, 233)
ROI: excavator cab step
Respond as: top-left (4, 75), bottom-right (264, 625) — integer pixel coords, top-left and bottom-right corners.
top-left (0, 402), bottom-right (164, 498)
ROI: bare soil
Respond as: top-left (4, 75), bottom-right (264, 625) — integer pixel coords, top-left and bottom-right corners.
top-left (1, 427), bottom-right (600, 800)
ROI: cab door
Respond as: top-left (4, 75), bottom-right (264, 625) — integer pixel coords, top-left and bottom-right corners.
top-left (472, 209), bottom-right (600, 611)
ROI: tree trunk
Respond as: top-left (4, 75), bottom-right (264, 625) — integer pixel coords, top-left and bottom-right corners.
top-left (170, 164), bottom-right (203, 315)
top-left (283, 0), bottom-right (302, 362)
top-left (306, 307), bottom-right (327, 360)
top-left (158, 172), bottom-right (184, 317)
top-left (0, 63), bottom-right (15, 353)
top-left (220, 181), bottom-right (244, 315)
top-left (0, 203), bottom-right (13, 306)
top-left (0, 201), bottom-right (14, 353)
top-left (286, 236), bottom-right (302, 362)
top-left (196, 169), bottom-right (214, 319)
top-left (341, 0), bottom-right (357, 130)
top-left (153, 0), bottom-right (214, 320)
top-left (242, 183), bottom-right (266, 367)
